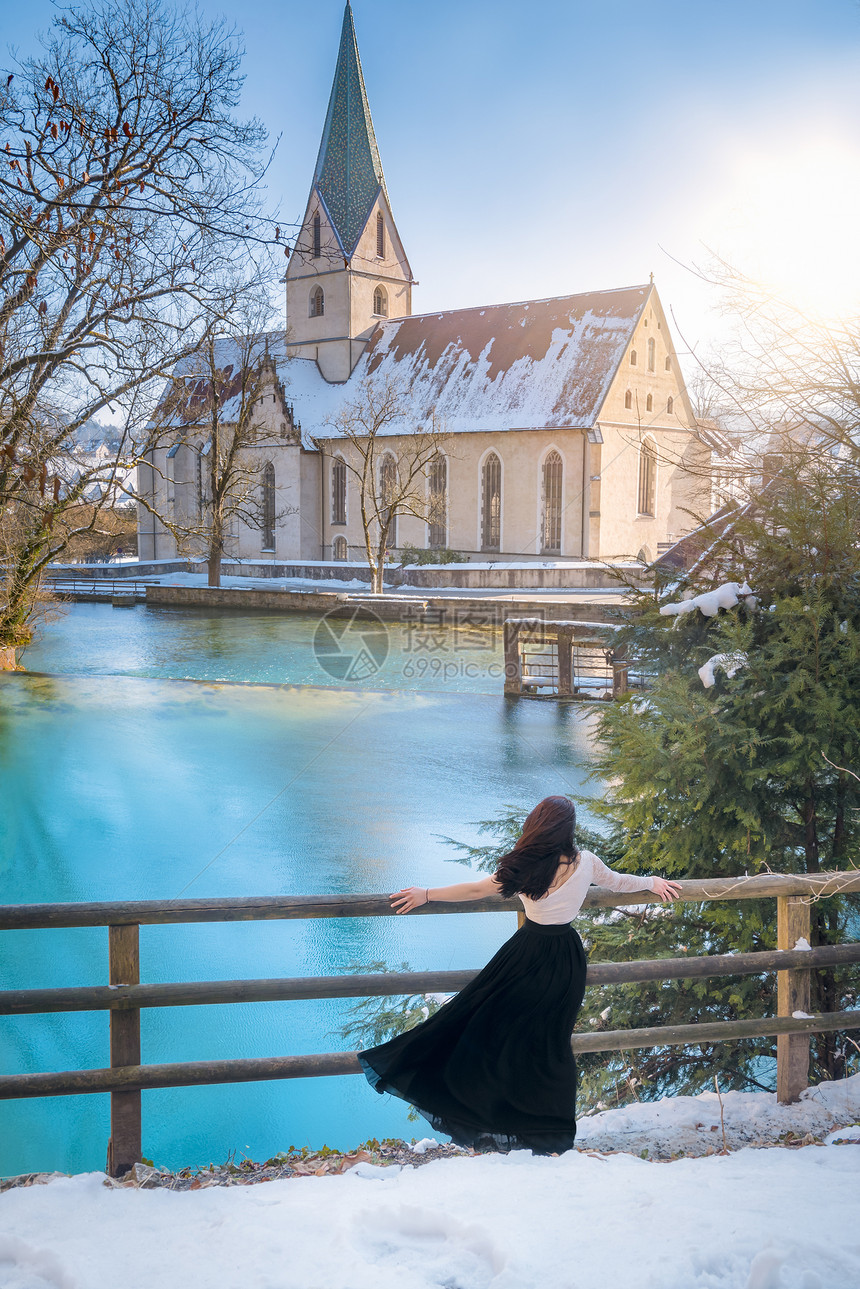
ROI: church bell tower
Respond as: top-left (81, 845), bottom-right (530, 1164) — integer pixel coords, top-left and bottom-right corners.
top-left (285, 3), bottom-right (414, 383)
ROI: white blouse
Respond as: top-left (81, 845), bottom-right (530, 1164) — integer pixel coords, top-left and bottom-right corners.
top-left (517, 849), bottom-right (656, 925)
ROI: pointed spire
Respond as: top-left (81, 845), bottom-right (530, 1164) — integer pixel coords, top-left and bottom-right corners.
top-left (313, 3), bottom-right (389, 258)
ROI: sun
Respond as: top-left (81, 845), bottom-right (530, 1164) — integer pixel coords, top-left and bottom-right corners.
top-left (704, 134), bottom-right (860, 321)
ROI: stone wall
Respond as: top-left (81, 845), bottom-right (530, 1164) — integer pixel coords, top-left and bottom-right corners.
top-left (144, 584), bottom-right (624, 625)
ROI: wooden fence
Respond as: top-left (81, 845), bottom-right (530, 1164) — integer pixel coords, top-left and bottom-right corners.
top-left (2, 871), bottom-right (859, 1176)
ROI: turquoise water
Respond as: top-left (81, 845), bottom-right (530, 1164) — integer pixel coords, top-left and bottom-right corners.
top-left (1, 604), bottom-right (597, 1176)
top-left (20, 601), bottom-right (506, 692)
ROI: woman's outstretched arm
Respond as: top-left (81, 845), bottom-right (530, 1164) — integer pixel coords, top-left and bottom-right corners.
top-left (390, 875), bottom-right (502, 914)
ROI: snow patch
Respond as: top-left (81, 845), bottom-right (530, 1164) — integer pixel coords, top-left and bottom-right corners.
top-left (698, 651), bottom-right (748, 688)
top-left (660, 580), bottom-right (755, 619)
top-left (409, 1138), bottom-right (440, 1156)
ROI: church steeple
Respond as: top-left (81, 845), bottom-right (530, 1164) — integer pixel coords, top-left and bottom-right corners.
top-left (285, 3), bottom-right (414, 383)
top-left (314, 3), bottom-right (388, 259)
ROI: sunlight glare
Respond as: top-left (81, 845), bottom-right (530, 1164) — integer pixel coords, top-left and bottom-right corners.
top-left (705, 136), bottom-right (860, 320)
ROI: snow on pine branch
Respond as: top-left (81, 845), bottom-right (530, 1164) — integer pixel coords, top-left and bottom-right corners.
top-left (698, 652), bottom-right (748, 689)
top-left (659, 580), bottom-right (758, 619)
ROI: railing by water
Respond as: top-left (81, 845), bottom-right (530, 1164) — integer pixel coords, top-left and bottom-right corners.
top-left (2, 872), bottom-right (859, 1175)
top-left (44, 577), bottom-right (147, 601)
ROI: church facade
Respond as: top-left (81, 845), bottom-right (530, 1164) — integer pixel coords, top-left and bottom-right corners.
top-left (137, 4), bottom-right (710, 568)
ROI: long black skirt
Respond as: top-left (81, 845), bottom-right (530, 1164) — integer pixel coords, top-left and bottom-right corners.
top-left (358, 919), bottom-right (587, 1154)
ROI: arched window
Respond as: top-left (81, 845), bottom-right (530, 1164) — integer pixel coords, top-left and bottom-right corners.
top-left (481, 452), bottom-right (501, 551)
top-left (195, 447), bottom-right (204, 519)
top-left (646, 393), bottom-right (653, 412)
top-left (647, 338), bottom-right (656, 372)
top-left (667, 396), bottom-right (674, 414)
top-left (333, 535), bottom-right (348, 561)
top-left (630, 348), bottom-right (638, 367)
top-left (310, 286), bottom-right (324, 318)
top-left (261, 462), bottom-right (275, 551)
top-left (373, 286), bottom-right (388, 317)
top-left (665, 355), bottom-right (672, 371)
top-left (541, 451), bottom-right (563, 554)
top-left (380, 453), bottom-right (397, 547)
top-left (638, 438), bottom-right (657, 517)
top-left (624, 389), bottom-right (633, 410)
top-left (313, 212), bottom-right (321, 259)
top-left (331, 456), bottom-right (346, 524)
top-left (428, 453), bottom-right (447, 548)
top-left (376, 211), bottom-right (385, 258)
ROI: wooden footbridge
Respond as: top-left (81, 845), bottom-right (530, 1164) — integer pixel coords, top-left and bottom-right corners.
top-left (503, 618), bottom-right (634, 699)
top-left (2, 872), bottom-right (859, 1176)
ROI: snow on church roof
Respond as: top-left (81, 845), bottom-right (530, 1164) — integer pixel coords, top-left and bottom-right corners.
top-left (155, 284), bottom-right (652, 444)
top-left (338, 284), bottom-right (653, 436)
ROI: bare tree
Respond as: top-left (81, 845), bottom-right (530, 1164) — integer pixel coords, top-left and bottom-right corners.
top-left (687, 257), bottom-right (860, 460)
top-left (0, 0), bottom-right (277, 662)
top-left (319, 376), bottom-right (449, 595)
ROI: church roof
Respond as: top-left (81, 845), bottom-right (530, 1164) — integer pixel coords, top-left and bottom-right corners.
top-left (156, 285), bottom-right (655, 443)
top-left (347, 284), bottom-right (653, 434)
top-left (313, 3), bottom-right (388, 259)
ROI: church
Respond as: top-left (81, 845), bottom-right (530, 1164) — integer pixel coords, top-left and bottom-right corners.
top-left (137, 4), bottom-right (710, 569)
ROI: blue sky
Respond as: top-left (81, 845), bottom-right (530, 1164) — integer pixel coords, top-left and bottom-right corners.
top-left (5, 0), bottom-right (860, 356)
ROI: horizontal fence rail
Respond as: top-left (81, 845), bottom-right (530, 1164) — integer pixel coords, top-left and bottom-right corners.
top-left (44, 578), bottom-right (146, 598)
top-left (4, 871), bottom-right (860, 931)
top-left (2, 872), bottom-right (859, 1175)
top-left (3, 943), bottom-right (860, 1016)
top-left (6, 1011), bottom-right (860, 1101)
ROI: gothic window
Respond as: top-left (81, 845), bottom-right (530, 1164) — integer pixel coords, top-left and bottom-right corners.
top-left (481, 452), bottom-right (502, 551)
top-left (667, 396), bottom-right (674, 414)
top-left (380, 453), bottom-right (397, 547)
top-left (647, 338), bottom-right (656, 372)
top-left (630, 348), bottom-right (638, 366)
top-left (333, 535), bottom-right (348, 561)
top-left (313, 212), bottom-right (321, 259)
top-left (428, 453), bottom-right (447, 548)
top-left (373, 286), bottom-right (388, 317)
top-left (646, 393), bottom-right (653, 411)
top-left (310, 286), bottom-right (324, 318)
top-left (665, 355), bottom-right (672, 371)
top-left (541, 451), bottom-right (563, 554)
top-left (261, 462), bottom-right (275, 551)
top-left (376, 212), bottom-right (385, 258)
top-left (331, 456), bottom-right (346, 524)
top-left (195, 448), bottom-right (204, 518)
top-left (624, 390), bottom-right (633, 410)
top-left (638, 438), bottom-right (657, 517)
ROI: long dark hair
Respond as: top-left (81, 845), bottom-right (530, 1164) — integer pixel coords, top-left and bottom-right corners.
top-left (495, 796), bottom-right (579, 900)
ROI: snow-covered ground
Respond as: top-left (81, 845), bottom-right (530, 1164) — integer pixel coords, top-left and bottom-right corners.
top-left (141, 571), bottom-right (631, 602)
top-left (576, 1072), bottom-right (860, 1158)
top-left (2, 1078), bottom-right (859, 1289)
top-left (146, 570), bottom-right (373, 592)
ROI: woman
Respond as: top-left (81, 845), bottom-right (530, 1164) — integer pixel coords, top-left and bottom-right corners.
top-left (359, 796), bottom-right (680, 1154)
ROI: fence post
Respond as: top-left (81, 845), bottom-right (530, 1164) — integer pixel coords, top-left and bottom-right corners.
top-left (776, 895), bottom-right (811, 1104)
top-left (611, 650), bottom-right (629, 699)
top-left (503, 621), bottom-right (522, 695)
top-left (106, 924), bottom-right (141, 1176)
top-left (556, 628), bottom-right (573, 697)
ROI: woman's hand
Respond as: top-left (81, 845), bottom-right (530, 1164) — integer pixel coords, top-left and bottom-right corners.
top-left (652, 877), bottom-right (682, 902)
top-left (390, 887), bottom-right (429, 914)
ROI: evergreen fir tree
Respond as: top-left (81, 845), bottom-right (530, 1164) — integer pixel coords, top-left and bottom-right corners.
top-left (343, 452), bottom-right (860, 1111)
